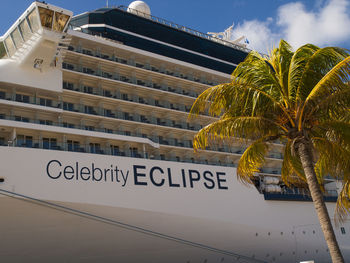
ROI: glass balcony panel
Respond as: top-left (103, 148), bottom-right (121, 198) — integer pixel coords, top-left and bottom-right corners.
top-left (19, 19), bottom-right (32, 41)
top-left (38, 7), bottom-right (54, 29)
top-left (27, 8), bottom-right (40, 32)
top-left (53, 12), bottom-right (70, 32)
top-left (4, 36), bottom-right (15, 57)
top-left (11, 27), bottom-right (24, 48)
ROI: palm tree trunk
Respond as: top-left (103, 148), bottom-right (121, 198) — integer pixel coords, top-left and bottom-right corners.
top-left (297, 139), bottom-right (344, 263)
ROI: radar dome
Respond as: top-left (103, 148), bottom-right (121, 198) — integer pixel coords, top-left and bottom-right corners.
top-left (127, 1), bottom-right (151, 17)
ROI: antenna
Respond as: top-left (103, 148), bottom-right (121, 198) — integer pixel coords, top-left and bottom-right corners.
top-left (106, 0), bottom-right (109, 7)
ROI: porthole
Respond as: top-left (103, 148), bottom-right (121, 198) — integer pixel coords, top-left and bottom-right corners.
top-left (292, 231), bottom-right (294, 235)
top-left (313, 230), bottom-right (315, 234)
top-left (304, 250), bottom-right (307, 254)
top-left (280, 232), bottom-right (283, 235)
top-left (292, 251), bottom-right (295, 255)
top-left (268, 232), bottom-right (271, 236)
top-left (341, 227), bottom-right (346, 234)
top-left (303, 231), bottom-right (306, 234)
top-left (256, 233), bottom-right (258, 236)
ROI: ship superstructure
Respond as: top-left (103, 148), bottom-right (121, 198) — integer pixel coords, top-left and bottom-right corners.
top-left (0, 2), bottom-right (348, 263)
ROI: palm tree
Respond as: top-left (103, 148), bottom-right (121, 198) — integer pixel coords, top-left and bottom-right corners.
top-left (190, 40), bottom-right (350, 262)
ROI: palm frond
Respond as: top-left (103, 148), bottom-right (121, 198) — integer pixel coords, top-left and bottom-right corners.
top-left (299, 55), bottom-right (350, 129)
top-left (296, 47), bottom-right (349, 104)
top-left (281, 140), bottom-right (306, 187)
top-left (336, 180), bottom-right (350, 223)
top-left (288, 44), bottom-right (319, 104)
top-left (313, 137), bottom-right (350, 180)
top-left (268, 40), bottom-right (294, 101)
top-left (237, 137), bottom-right (270, 185)
top-left (192, 116), bottom-right (281, 150)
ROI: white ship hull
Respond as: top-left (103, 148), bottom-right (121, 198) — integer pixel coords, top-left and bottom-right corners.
top-left (1, 146), bottom-right (349, 263)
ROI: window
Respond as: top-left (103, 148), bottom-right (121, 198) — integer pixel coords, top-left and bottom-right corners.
top-left (63, 122), bottom-right (75, 128)
top-left (38, 7), bottom-right (54, 29)
top-left (67, 140), bottom-right (81, 152)
top-left (39, 98), bottom-right (52, 107)
top-left (19, 19), bottom-right (32, 41)
top-left (11, 27), bottom-right (23, 49)
top-left (90, 143), bottom-right (101, 153)
top-left (15, 116), bottom-right (29, 122)
top-left (4, 36), bottom-right (15, 57)
top-left (83, 86), bottom-right (93, 94)
top-left (15, 94), bottom-right (30, 103)
top-left (341, 227), bottom-right (346, 235)
top-left (63, 81), bottom-right (74, 90)
top-left (110, 145), bottom-right (120, 156)
top-left (52, 12), bottom-right (69, 32)
top-left (39, 120), bottom-right (53, 125)
top-left (27, 8), bottom-right (40, 32)
top-left (63, 102), bottom-right (74, 111)
top-left (16, 135), bottom-right (33, 147)
top-left (0, 41), bottom-right (7, 59)
top-left (43, 138), bottom-right (57, 149)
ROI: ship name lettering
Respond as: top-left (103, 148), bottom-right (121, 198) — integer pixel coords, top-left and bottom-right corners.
top-left (133, 165), bottom-right (228, 190)
top-left (46, 160), bottom-right (129, 186)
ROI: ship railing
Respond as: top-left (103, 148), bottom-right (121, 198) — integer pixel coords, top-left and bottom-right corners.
top-left (64, 42), bottom-right (220, 87)
top-left (0, 135), bottom-right (238, 167)
top-left (0, 93), bottom-right (285, 158)
top-left (116, 6), bottom-right (252, 53)
top-left (266, 186), bottom-right (338, 198)
top-left (0, 111), bottom-right (283, 168)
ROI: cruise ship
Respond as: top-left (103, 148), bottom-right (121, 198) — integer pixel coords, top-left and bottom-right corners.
top-left (0, 1), bottom-right (349, 262)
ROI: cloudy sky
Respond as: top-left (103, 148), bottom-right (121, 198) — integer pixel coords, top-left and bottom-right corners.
top-left (1, 0), bottom-right (350, 53)
top-left (230, 0), bottom-right (350, 53)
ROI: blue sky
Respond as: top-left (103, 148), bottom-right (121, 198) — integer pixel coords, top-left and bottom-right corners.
top-left (1, 0), bottom-right (350, 53)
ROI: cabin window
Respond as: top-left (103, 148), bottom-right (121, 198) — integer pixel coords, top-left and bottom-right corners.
top-left (38, 7), bottom-right (54, 29)
top-left (27, 8), bottom-right (40, 32)
top-left (53, 12), bottom-right (69, 32)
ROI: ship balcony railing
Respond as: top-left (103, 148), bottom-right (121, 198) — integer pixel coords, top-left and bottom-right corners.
top-left (0, 97), bottom-right (285, 159)
top-left (63, 62), bottom-right (202, 99)
top-left (66, 47), bottom-right (218, 87)
top-left (0, 93), bottom-right (208, 133)
top-left (0, 113), bottom-right (194, 149)
top-left (0, 113), bottom-right (260, 158)
top-left (0, 92), bottom-right (62, 109)
top-left (267, 152), bottom-right (284, 159)
top-left (259, 168), bottom-right (282, 174)
top-left (6, 137), bottom-right (235, 166)
top-left (263, 186), bottom-right (338, 202)
top-left (62, 83), bottom-right (208, 118)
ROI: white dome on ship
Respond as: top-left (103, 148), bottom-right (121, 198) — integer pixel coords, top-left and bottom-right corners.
top-left (127, 1), bottom-right (151, 17)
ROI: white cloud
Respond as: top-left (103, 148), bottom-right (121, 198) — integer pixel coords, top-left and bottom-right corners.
top-left (229, 0), bottom-right (350, 53)
top-left (230, 19), bottom-right (279, 54)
